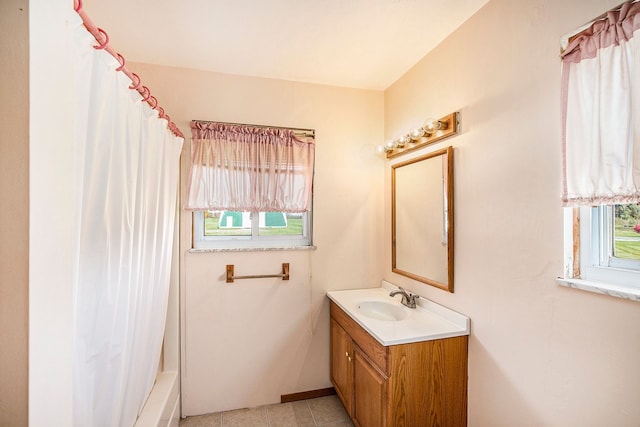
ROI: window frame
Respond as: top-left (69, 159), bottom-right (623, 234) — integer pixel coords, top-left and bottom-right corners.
top-left (559, 206), bottom-right (640, 300)
top-left (192, 204), bottom-right (313, 250)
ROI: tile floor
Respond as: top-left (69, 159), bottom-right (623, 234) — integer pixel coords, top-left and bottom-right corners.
top-left (179, 395), bottom-right (354, 427)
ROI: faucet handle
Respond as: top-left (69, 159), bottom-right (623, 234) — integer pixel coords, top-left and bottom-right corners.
top-left (408, 293), bottom-right (420, 308)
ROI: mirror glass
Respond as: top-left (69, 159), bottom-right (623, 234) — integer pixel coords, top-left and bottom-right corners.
top-left (392, 146), bottom-right (453, 291)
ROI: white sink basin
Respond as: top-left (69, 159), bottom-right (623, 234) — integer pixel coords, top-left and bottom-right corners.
top-left (357, 300), bottom-right (408, 321)
top-left (328, 282), bottom-right (470, 345)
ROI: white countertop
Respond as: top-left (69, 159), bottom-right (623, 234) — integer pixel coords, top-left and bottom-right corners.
top-left (327, 281), bottom-right (470, 346)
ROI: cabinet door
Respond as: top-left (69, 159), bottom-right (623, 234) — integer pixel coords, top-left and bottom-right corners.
top-left (330, 319), bottom-right (353, 414)
top-left (353, 347), bottom-right (388, 427)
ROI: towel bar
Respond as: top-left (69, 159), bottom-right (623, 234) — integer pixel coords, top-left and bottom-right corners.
top-left (226, 263), bottom-right (290, 283)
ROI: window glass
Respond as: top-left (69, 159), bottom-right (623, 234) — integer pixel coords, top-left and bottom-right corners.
top-left (594, 204), bottom-right (640, 272)
top-left (612, 203), bottom-right (640, 261)
top-left (204, 211), bottom-right (251, 237)
top-left (258, 212), bottom-right (304, 236)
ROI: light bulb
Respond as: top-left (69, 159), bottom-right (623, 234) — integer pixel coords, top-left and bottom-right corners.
top-left (397, 135), bottom-right (410, 147)
top-left (423, 118), bottom-right (439, 134)
top-left (409, 127), bottom-right (424, 140)
top-left (424, 118), bottom-right (449, 134)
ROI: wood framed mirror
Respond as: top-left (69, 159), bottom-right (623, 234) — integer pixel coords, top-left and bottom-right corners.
top-left (392, 146), bottom-right (454, 292)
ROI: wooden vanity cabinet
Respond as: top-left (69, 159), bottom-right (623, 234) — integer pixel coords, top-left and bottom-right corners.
top-left (330, 318), bottom-right (354, 414)
top-left (352, 346), bottom-right (388, 427)
top-left (331, 317), bottom-right (388, 427)
top-left (330, 301), bottom-right (468, 427)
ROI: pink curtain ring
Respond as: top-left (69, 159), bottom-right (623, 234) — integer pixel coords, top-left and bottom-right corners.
top-left (165, 114), bottom-right (171, 123)
top-left (115, 53), bottom-right (126, 72)
top-left (74, 0), bottom-right (83, 12)
top-left (149, 96), bottom-right (158, 109)
top-left (140, 86), bottom-right (151, 102)
top-left (128, 73), bottom-right (141, 90)
top-left (157, 107), bottom-right (165, 119)
top-left (93, 28), bottom-right (109, 50)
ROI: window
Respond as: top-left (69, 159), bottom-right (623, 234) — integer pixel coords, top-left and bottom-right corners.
top-left (558, 3), bottom-right (640, 300)
top-left (185, 121), bottom-right (315, 250)
top-left (560, 204), bottom-right (640, 299)
top-left (193, 208), bottom-right (312, 249)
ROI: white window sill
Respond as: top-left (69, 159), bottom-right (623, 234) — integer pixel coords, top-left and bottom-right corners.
top-left (556, 277), bottom-right (640, 302)
top-left (189, 245), bottom-right (317, 253)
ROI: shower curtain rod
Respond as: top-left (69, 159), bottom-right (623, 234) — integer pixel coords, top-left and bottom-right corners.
top-left (192, 120), bottom-right (316, 138)
top-left (73, 0), bottom-right (184, 139)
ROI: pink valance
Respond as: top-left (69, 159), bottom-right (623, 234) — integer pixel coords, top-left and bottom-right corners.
top-left (185, 121), bottom-right (315, 212)
top-left (560, 1), bottom-right (640, 206)
top-left (562, 2), bottom-right (640, 64)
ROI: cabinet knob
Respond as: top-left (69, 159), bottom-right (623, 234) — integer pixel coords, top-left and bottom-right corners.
top-left (348, 356), bottom-right (352, 362)
top-left (345, 351), bottom-right (349, 358)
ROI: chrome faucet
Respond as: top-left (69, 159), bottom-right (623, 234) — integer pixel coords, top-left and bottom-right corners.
top-left (389, 287), bottom-right (419, 309)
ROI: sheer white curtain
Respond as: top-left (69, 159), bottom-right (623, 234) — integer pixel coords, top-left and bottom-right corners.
top-left (561, 1), bottom-right (640, 206)
top-left (71, 16), bottom-right (183, 427)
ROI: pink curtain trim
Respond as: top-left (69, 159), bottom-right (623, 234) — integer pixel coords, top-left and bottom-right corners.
top-left (560, 57), bottom-right (571, 205)
top-left (562, 193), bottom-right (640, 207)
top-left (561, 1), bottom-right (640, 63)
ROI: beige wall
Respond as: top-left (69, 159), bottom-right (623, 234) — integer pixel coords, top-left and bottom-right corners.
top-left (0, 1), bottom-right (29, 425)
top-left (129, 63), bottom-right (386, 414)
top-left (384, 0), bottom-right (640, 425)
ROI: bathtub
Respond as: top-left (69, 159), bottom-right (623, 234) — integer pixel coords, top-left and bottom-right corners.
top-left (134, 371), bottom-right (180, 427)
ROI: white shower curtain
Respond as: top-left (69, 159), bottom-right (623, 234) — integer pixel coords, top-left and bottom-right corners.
top-left (71, 16), bottom-right (183, 427)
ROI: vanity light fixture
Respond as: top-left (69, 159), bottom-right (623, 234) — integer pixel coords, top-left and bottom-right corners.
top-left (384, 111), bottom-right (460, 159)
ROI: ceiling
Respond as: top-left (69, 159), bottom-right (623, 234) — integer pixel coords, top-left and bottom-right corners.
top-left (84, 0), bottom-right (489, 91)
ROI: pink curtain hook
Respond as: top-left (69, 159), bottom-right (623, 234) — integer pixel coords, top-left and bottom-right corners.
top-left (74, 0), bottom-right (83, 12)
top-left (93, 28), bottom-right (109, 50)
top-left (149, 96), bottom-right (158, 109)
top-left (140, 86), bottom-right (151, 102)
top-left (115, 53), bottom-right (126, 72)
top-left (128, 73), bottom-right (141, 90)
